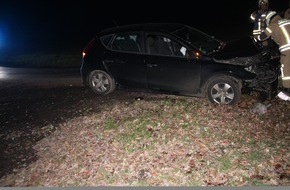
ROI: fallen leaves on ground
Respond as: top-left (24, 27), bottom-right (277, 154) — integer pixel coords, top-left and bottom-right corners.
top-left (0, 92), bottom-right (289, 186)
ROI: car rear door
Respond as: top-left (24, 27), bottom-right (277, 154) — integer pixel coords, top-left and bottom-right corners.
top-left (104, 32), bottom-right (147, 88)
top-left (145, 34), bottom-right (201, 94)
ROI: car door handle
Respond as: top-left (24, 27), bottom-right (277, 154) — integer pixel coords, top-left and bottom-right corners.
top-left (103, 60), bottom-right (114, 63)
top-left (103, 60), bottom-right (125, 64)
top-left (147, 64), bottom-right (158, 68)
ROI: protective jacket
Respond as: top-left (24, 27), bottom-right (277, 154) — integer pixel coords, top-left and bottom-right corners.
top-left (260, 16), bottom-right (290, 88)
top-left (250, 10), bottom-right (277, 40)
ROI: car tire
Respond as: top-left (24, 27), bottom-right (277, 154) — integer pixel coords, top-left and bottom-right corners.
top-left (88, 70), bottom-right (115, 95)
top-left (205, 75), bottom-right (241, 105)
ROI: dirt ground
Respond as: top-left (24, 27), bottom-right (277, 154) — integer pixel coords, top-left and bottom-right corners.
top-left (0, 74), bottom-right (289, 185)
top-left (0, 78), bottom-right (158, 178)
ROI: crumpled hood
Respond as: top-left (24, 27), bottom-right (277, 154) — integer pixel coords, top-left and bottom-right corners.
top-left (213, 36), bottom-right (262, 66)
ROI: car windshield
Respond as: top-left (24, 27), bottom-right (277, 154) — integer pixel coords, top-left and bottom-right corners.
top-left (172, 26), bottom-right (223, 55)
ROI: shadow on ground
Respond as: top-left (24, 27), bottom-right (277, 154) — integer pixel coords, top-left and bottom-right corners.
top-left (0, 81), bottom-right (141, 178)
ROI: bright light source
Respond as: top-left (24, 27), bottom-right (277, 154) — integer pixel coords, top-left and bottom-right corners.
top-left (0, 25), bottom-right (9, 50)
top-left (0, 31), bottom-right (3, 48)
top-left (0, 67), bottom-right (8, 79)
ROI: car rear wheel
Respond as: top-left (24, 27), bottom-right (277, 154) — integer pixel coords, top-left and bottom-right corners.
top-left (88, 70), bottom-right (115, 95)
top-left (205, 76), bottom-right (241, 105)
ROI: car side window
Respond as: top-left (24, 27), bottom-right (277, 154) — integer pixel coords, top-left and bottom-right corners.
top-left (146, 34), bottom-right (188, 57)
top-left (171, 40), bottom-right (188, 57)
top-left (110, 33), bottom-right (141, 53)
top-left (100, 34), bottom-right (114, 47)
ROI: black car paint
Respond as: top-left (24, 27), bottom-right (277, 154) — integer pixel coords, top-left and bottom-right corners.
top-left (214, 36), bottom-right (261, 59)
top-left (80, 23), bottom-right (279, 104)
top-left (83, 42), bottom-right (256, 95)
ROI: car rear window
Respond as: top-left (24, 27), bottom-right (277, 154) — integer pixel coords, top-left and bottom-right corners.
top-left (109, 33), bottom-right (142, 53)
top-left (100, 34), bottom-right (114, 47)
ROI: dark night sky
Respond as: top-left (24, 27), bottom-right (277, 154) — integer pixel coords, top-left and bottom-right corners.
top-left (0, 0), bottom-right (288, 54)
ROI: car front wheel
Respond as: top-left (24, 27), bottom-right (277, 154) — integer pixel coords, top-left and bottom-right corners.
top-left (205, 76), bottom-right (241, 105)
top-left (88, 70), bottom-right (115, 95)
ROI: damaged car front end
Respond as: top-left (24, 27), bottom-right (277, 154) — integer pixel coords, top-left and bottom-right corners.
top-left (212, 36), bottom-right (280, 100)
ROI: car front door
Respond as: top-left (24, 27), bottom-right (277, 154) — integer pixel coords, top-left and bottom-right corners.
top-left (145, 34), bottom-right (201, 94)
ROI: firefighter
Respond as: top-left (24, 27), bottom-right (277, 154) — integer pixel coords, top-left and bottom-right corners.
top-left (249, 0), bottom-right (277, 46)
top-left (258, 14), bottom-right (290, 97)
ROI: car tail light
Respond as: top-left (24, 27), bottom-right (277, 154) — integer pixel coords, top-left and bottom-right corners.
top-left (82, 38), bottom-right (95, 58)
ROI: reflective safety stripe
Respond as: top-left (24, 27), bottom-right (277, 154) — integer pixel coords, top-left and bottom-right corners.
top-left (250, 14), bottom-right (255, 21)
top-left (258, 20), bottom-right (262, 32)
top-left (281, 64), bottom-right (284, 78)
top-left (266, 27), bottom-right (272, 33)
top-left (279, 44), bottom-right (290, 52)
top-left (278, 19), bottom-right (290, 52)
top-left (266, 11), bottom-right (277, 25)
top-left (253, 30), bottom-right (262, 35)
top-left (279, 19), bottom-right (290, 27)
top-left (281, 25), bottom-right (290, 43)
top-left (282, 76), bottom-right (290, 81)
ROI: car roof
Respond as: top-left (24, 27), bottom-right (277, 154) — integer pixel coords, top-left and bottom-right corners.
top-left (98, 23), bottom-right (188, 35)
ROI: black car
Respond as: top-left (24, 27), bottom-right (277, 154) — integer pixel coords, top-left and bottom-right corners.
top-left (80, 23), bottom-right (279, 105)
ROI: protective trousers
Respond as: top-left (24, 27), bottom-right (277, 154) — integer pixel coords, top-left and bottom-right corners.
top-left (280, 52), bottom-right (290, 88)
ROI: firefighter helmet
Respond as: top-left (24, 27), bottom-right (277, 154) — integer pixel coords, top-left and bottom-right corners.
top-left (258, 0), bottom-right (269, 7)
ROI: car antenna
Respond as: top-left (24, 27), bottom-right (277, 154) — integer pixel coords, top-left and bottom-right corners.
top-left (112, 20), bottom-right (119, 28)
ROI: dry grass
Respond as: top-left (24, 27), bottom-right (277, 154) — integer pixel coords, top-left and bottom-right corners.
top-left (0, 92), bottom-right (289, 186)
